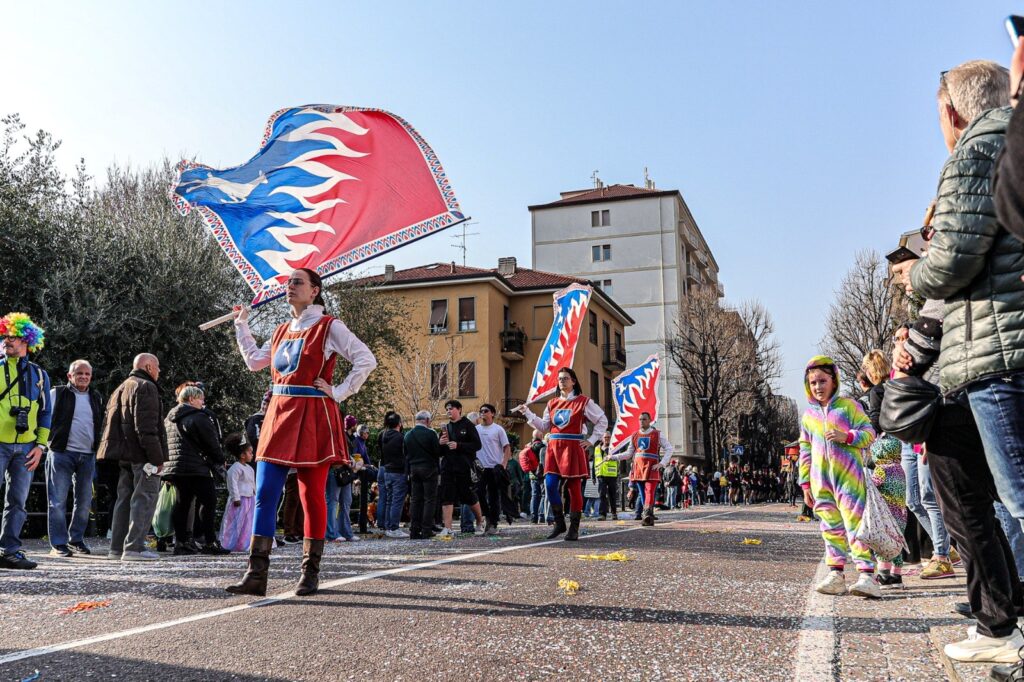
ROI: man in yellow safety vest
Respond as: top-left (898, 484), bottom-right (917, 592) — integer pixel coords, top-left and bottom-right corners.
top-left (592, 431), bottom-right (618, 521)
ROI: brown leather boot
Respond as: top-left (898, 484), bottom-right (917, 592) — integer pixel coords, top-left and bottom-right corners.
top-left (565, 512), bottom-right (582, 541)
top-left (225, 535), bottom-right (273, 596)
top-left (295, 538), bottom-right (324, 596)
top-left (642, 506), bottom-right (655, 526)
top-left (546, 505), bottom-right (567, 539)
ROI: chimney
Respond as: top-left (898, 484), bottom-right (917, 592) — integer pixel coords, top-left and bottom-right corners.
top-left (384, 264), bottom-right (395, 282)
top-left (450, 261), bottom-right (456, 274)
top-left (497, 256), bottom-right (517, 276)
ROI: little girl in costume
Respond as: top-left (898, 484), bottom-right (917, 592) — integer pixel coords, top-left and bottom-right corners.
top-left (799, 356), bottom-right (878, 598)
top-left (220, 433), bottom-right (256, 553)
top-left (861, 350), bottom-right (908, 588)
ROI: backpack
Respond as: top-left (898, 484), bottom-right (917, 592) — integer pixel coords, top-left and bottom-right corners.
top-left (518, 443), bottom-right (539, 473)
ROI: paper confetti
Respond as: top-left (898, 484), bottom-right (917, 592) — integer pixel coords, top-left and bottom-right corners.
top-left (20, 672), bottom-right (40, 682)
top-left (615, 521), bottom-right (627, 526)
top-left (434, 535), bottom-right (454, 542)
top-left (575, 551), bottom-right (632, 562)
top-left (796, 515), bottom-right (812, 522)
top-left (741, 538), bottom-right (763, 545)
top-left (59, 600), bottom-right (111, 615)
top-left (558, 578), bottom-right (580, 595)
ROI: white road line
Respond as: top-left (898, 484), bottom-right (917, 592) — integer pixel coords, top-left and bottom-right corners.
top-left (0, 510), bottom-right (737, 665)
top-left (793, 561), bottom-right (839, 682)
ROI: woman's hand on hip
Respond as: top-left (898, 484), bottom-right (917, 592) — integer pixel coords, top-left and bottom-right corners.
top-left (313, 378), bottom-right (333, 397)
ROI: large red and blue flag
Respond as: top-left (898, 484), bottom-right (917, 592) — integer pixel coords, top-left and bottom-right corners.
top-left (609, 354), bottom-right (661, 451)
top-left (526, 284), bottom-right (592, 404)
top-left (171, 105), bottom-right (464, 306)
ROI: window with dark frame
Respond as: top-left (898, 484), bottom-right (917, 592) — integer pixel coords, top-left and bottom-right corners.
top-left (590, 209), bottom-right (610, 227)
top-left (588, 311), bottom-right (598, 344)
top-left (604, 377), bottom-right (613, 414)
top-left (602, 244), bottom-right (612, 261)
top-left (458, 297), bottom-right (476, 332)
top-left (458, 361), bottom-right (475, 397)
top-left (429, 299), bottom-right (448, 334)
top-left (601, 279), bottom-right (613, 297)
top-left (430, 362), bottom-right (448, 398)
top-left (590, 371), bottom-right (600, 401)
top-left (614, 330), bottom-right (623, 350)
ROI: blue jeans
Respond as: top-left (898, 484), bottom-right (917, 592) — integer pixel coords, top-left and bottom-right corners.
top-left (968, 373), bottom-right (1024, 533)
top-left (382, 471), bottom-right (408, 531)
top-left (530, 477), bottom-right (544, 520)
top-left (902, 443), bottom-right (936, 545)
top-left (0, 443), bottom-right (35, 555)
top-left (325, 471), bottom-right (340, 540)
top-left (338, 482), bottom-right (354, 540)
top-left (584, 498), bottom-right (598, 517)
top-left (633, 481), bottom-right (645, 515)
top-left (666, 487), bottom-right (678, 509)
top-left (994, 501), bottom-right (1024, 576)
top-left (918, 454), bottom-right (950, 556)
top-left (46, 449), bottom-right (96, 547)
top-left (460, 503), bottom-right (476, 532)
top-left (375, 465), bottom-right (388, 529)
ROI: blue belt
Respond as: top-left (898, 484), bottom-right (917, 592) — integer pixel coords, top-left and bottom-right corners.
top-left (637, 453), bottom-right (660, 460)
top-left (272, 385), bottom-right (326, 398)
top-left (549, 433), bottom-right (585, 441)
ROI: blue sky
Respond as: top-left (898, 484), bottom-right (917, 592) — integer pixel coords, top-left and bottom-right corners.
top-left (1, 2), bottom-right (1017, 402)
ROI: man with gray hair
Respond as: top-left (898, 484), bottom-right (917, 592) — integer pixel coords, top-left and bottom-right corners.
top-left (404, 409), bottom-right (440, 539)
top-left (46, 359), bottom-right (105, 557)
top-left (97, 353), bottom-right (168, 561)
top-left (892, 59), bottom-right (1024, 665)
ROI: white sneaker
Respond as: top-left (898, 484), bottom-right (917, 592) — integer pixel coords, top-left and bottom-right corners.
top-left (344, 535), bottom-right (361, 542)
top-left (385, 529), bottom-right (409, 539)
top-left (944, 629), bottom-right (1024, 663)
top-left (848, 573), bottom-right (881, 599)
top-left (474, 523), bottom-right (486, 536)
top-left (815, 570), bottom-right (847, 595)
top-left (121, 550), bottom-right (159, 562)
top-left (436, 528), bottom-right (456, 538)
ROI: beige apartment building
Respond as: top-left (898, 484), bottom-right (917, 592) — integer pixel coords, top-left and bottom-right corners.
top-left (353, 257), bottom-right (634, 445)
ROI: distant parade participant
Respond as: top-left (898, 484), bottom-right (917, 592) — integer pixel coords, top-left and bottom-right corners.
top-left (516, 367), bottom-right (607, 541)
top-left (608, 411), bottom-right (673, 526)
top-left (227, 268), bottom-right (376, 597)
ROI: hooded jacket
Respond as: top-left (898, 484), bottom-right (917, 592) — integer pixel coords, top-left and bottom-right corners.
top-left (909, 107), bottom-right (1024, 393)
top-left (162, 403), bottom-right (224, 478)
top-left (797, 356), bottom-right (875, 489)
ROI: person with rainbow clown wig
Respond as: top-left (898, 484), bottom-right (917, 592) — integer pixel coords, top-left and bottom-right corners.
top-left (799, 355), bottom-right (878, 599)
top-left (0, 312), bottom-right (51, 570)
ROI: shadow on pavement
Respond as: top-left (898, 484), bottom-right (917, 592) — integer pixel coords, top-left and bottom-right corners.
top-left (0, 650), bottom-right (294, 682)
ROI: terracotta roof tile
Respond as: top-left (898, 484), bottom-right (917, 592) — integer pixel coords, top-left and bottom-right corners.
top-left (528, 184), bottom-right (679, 210)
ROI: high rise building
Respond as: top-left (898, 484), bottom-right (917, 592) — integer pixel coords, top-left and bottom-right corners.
top-left (530, 180), bottom-right (722, 459)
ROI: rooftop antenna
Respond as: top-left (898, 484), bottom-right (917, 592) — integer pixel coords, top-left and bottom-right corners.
top-left (591, 170), bottom-right (603, 189)
top-left (644, 166), bottom-right (655, 190)
top-left (451, 220), bottom-right (479, 266)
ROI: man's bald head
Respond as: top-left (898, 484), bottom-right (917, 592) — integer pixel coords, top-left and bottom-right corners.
top-left (133, 353), bottom-right (160, 381)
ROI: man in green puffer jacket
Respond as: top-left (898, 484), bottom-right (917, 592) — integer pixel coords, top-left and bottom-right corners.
top-left (893, 62), bottom-right (1024, 628)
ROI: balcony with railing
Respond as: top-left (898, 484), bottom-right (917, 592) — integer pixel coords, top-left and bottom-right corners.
top-left (502, 398), bottom-right (526, 420)
top-left (500, 328), bottom-right (527, 361)
top-left (602, 343), bottom-right (627, 371)
top-left (686, 261), bottom-right (703, 284)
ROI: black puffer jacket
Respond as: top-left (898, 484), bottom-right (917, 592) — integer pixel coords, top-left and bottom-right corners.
top-left (162, 404), bottom-right (224, 478)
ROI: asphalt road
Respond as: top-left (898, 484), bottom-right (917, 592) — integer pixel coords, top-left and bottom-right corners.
top-left (0, 505), bottom-right (849, 681)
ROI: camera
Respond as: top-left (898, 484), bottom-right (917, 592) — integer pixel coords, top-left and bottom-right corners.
top-left (9, 406), bottom-right (29, 434)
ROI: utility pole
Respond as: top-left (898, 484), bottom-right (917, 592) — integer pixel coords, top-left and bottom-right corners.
top-left (451, 221), bottom-right (479, 266)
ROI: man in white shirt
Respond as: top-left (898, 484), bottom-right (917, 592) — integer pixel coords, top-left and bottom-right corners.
top-left (476, 403), bottom-right (510, 535)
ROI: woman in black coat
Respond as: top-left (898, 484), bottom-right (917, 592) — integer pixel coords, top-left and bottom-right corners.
top-left (163, 385), bottom-right (229, 555)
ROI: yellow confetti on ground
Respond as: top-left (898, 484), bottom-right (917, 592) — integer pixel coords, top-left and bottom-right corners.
top-left (434, 534), bottom-right (454, 542)
top-left (59, 600), bottom-right (111, 615)
top-left (796, 515), bottom-right (812, 522)
top-left (558, 578), bottom-right (580, 595)
top-left (614, 521), bottom-right (627, 526)
top-left (741, 538), bottom-right (763, 545)
top-left (575, 550), bottom-right (631, 562)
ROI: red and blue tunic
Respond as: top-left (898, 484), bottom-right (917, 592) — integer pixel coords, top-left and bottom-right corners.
top-left (629, 429), bottom-right (663, 483)
top-left (257, 316), bottom-right (350, 468)
top-left (544, 394), bottom-right (593, 479)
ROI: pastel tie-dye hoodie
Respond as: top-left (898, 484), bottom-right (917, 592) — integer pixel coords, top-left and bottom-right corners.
top-left (798, 355), bottom-right (876, 488)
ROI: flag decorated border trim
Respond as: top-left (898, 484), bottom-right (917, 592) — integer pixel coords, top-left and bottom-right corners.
top-left (169, 105), bottom-right (464, 306)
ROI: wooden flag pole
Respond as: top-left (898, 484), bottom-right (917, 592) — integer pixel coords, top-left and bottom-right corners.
top-left (198, 310), bottom-right (239, 331)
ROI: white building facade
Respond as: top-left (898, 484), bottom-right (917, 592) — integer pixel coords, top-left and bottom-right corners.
top-left (529, 184), bottom-right (722, 460)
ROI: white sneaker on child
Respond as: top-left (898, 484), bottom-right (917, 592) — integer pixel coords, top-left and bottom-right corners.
top-left (848, 573), bottom-right (881, 599)
top-left (814, 570), bottom-right (847, 595)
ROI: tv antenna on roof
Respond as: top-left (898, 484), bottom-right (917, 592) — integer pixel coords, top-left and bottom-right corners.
top-left (591, 170), bottom-right (603, 188)
top-left (451, 221), bottom-right (479, 266)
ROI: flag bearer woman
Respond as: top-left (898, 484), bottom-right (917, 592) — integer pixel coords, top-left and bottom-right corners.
top-left (227, 268), bottom-right (376, 597)
top-left (516, 368), bottom-right (607, 541)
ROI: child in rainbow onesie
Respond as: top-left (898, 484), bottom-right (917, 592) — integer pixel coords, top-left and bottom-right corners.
top-left (798, 356), bottom-right (878, 598)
